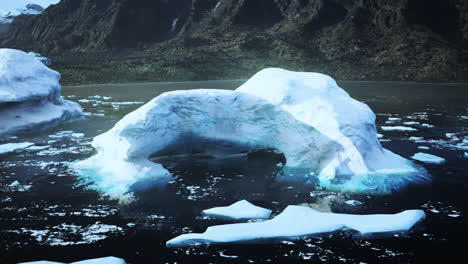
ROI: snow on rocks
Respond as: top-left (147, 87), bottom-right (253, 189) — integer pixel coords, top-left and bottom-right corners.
top-left (18, 256), bottom-right (127, 264)
top-left (203, 200), bottom-right (272, 220)
top-left (0, 142), bottom-right (34, 154)
top-left (0, 49), bottom-right (82, 135)
top-left (74, 68), bottom-right (427, 198)
top-left (411, 153), bottom-right (446, 164)
top-left (166, 205), bottom-right (426, 247)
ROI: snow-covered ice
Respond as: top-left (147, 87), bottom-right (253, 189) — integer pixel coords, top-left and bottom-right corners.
top-left (411, 153), bottom-right (446, 164)
top-left (203, 200), bottom-right (272, 220)
top-left (0, 49), bottom-right (83, 135)
top-left (0, 142), bottom-right (34, 154)
top-left (166, 205), bottom-right (426, 247)
top-left (74, 68), bottom-right (428, 198)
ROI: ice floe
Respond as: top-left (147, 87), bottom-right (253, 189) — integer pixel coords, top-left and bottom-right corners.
top-left (0, 49), bottom-right (82, 135)
top-left (166, 205), bottom-right (426, 247)
top-left (19, 256), bottom-right (127, 264)
top-left (203, 200), bottom-right (272, 220)
top-left (411, 153), bottom-right (446, 164)
top-left (74, 68), bottom-right (428, 198)
top-left (381, 126), bottom-right (417, 132)
top-left (0, 142), bottom-right (34, 154)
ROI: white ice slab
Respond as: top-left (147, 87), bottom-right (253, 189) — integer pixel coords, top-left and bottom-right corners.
top-left (0, 142), bottom-right (34, 154)
top-left (411, 153), bottom-right (446, 164)
top-left (167, 205), bottom-right (426, 247)
top-left (203, 200), bottom-right (272, 220)
top-left (18, 257), bottom-right (126, 264)
top-left (381, 126), bottom-right (417, 132)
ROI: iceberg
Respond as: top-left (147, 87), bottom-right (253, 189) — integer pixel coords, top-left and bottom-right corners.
top-left (203, 200), bottom-right (272, 220)
top-left (381, 126), bottom-right (418, 132)
top-left (74, 68), bottom-right (428, 198)
top-left (0, 49), bottom-right (82, 135)
top-left (411, 153), bottom-right (446, 164)
top-left (166, 205), bottom-right (426, 247)
top-left (18, 257), bottom-right (126, 264)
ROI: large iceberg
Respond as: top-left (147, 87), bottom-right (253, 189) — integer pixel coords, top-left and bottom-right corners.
top-left (167, 205), bottom-right (426, 247)
top-left (0, 49), bottom-right (82, 135)
top-left (74, 68), bottom-right (428, 198)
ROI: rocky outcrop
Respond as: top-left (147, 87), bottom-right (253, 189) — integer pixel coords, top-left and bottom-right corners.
top-left (1, 0), bottom-right (467, 83)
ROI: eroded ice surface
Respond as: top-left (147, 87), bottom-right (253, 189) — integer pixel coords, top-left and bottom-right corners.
top-left (0, 49), bottom-right (82, 135)
top-left (166, 205), bottom-right (426, 247)
top-left (74, 68), bottom-right (428, 198)
top-left (411, 153), bottom-right (446, 164)
top-left (203, 200), bottom-right (272, 220)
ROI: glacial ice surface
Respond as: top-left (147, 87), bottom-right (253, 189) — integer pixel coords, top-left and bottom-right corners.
top-left (203, 200), bottom-right (272, 220)
top-left (0, 142), bottom-right (34, 154)
top-left (0, 49), bottom-right (82, 135)
top-left (166, 205), bottom-right (426, 247)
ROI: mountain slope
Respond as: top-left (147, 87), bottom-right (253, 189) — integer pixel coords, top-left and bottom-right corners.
top-left (1, 0), bottom-right (467, 84)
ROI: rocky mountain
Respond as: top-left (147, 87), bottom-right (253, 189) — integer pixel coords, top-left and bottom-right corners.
top-left (1, 0), bottom-right (467, 84)
top-left (0, 4), bottom-right (44, 35)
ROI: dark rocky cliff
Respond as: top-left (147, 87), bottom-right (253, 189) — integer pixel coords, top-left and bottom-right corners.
top-left (1, 0), bottom-right (467, 84)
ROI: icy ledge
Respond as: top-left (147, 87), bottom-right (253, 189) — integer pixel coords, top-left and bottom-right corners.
top-left (203, 200), bottom-right (272, 220)
top-left (0, 49), bottom-right (82, 135)
top-left (73, 68), bottom-right (428, 199)
top-left (167, 205), bottom-right (426, 247)
top-left (18, 256), bottom-right (126, 264)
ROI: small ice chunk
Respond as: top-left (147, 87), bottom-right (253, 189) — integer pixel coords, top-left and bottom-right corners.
top-left (71, 133), bottom-right (85, 138)
top-left (27, 145), bottom-right (51, 151)
top-left (421, 124), bottom-right (434, 128)
top-left (344, 200), bottom-right (363, 206)
top-left (18, 261), bottom-right (64, 264)
top-left (388, 117), bottom-right (402, 121)
top-left (71, 257), bottom-right (127, 264)
top-left (167, 206), bottom-right (425, 247)
top-left (411, 153), bottom-right (446, 164)
top-left (377, 133), bottom-right (383, 138)
top-left (0, 142), bottom-right (34, 154)
top-left (9, 180), bottom-right (20, 187)
top-left (18, 257), bottom-right (127, 264)
top-left (418, 146), bottom-right (430, 150)
top-left (409, 137), bottom-right (424, 141)
top-left (463, 152), bottom-right (468, 159)
top-left (203, 200), bottom-right (272, 220)
top-left (381, 126), bottom-right (417, 132)
top-left (403, 121), bottom-right (420, 126)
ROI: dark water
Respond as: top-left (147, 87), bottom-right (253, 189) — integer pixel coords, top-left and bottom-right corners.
top-left (0, 81), bottom-right (467, 264)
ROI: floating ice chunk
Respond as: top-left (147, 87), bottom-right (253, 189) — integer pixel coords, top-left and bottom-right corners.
top-left (418, 146), bottom-right (430, 150)
top-left (344, 200), bottom-right (363, 206)
top-left (411, 153), bottom-right (446, 164)
top-left (0, 49), bottom-right (82, 135)
top-left (203, 200), bottom-right (272, 220)
top-left (18, 257), bottom-right (127, 264)
top-left (421, 124), bottom-right (434, 128)
top-left (71, 133), bottom-right (85, 138)
top-left (409, 137), bottom-right (424, 142)
top-left (166, 206), bottom-right (426, 247)
top-left (381, 126), bottom-right (417, 132)
top-left (71, 256), bottom-right (127, 264)
top-left (403, 121), bottom-right (420, 126)
top-left (18, 261), bottom-right (64, 264)
top-left (9, 180), bottom-right (20, 187)
top-left (0, 142), bottom-right (34, 154)
top-left (463, 152), bottom-right (468, 159)
top-left (27, 145), bottom-right (51, 151)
